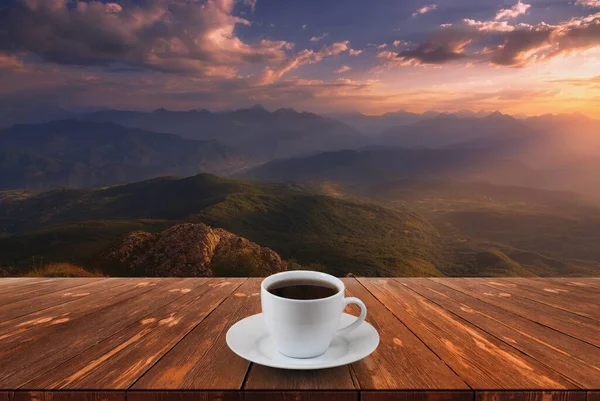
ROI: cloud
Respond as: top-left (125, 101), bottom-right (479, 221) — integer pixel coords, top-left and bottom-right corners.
top-left (576, 0), bottom-right (600, 8)
top-left (377, 44), bottom-right (388, 49)
top-left (349, 49), bottom-right (363, 56)
top-left (495, 1), bottom-right (531, 21)
top-left (550, 75), bottom-right (600, 87)
top-left (0, 0), bottom-right (288, 75)
top-left (387, 12), bottom-right (600, 67)
top-left (0, 52), bottom-right (27, 72)
top-left (396, 44), bottom-right (468, 65)
top-left (334, 65), bottom-right (351, 73)
top-left (259, 41), bottom-right (351, 84)
top-left (310, 33), bottom-right (329, 42)
top-left (302, 24), bottom-right (308, 29)
top-left (489, 24), bottom-right (554, 66)
top-left (412, 4), bottom-right (437, 17)
top-left (0, 56), bottom-right (383, 113)
top-left (391, 24), bottom-right (473, 65)
top-left (464, 19), bottom-right (515, 32)
top-left (393, 40), bottom-right (411, 47)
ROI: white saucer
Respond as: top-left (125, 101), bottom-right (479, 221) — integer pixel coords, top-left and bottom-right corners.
top-left (226, 313), bottom-right (379, 370)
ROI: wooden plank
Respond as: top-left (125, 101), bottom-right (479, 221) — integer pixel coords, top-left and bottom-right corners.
top-left (244, 392), bottom-right (357, 401)
top-left (0, 278), bottom-right (48, 288)
top-left (12, 392), bottom-right (124, 401)
top-left (131, 279), bottom-right (262, 390)
top-left (0, 279), bottom-right (98, 305)
top-left (0, 279), bottom-right (162, 341)
top-left (543, 279), bottom-right (600, 293)
top-left (0, 392), bottom-right (12, 401)
top-left (127, 392), bottom-right (242, 401)
top-left (24, 278), bottom-right (245, 389)
top-left (526, 278), bottom-right (600, 295)
top-left (403, 278), bottom-right (600, 388)
top-left (0, 278), bottom-right (204, 388)
top-left (0, 278), bottom-right (56, 293)
top-left (435, 278), bottom-right (600, 347)
top-left (359, 278), bottom-right (578, 389)
top-left (0, 278), bottom-right (130, 322)
top-left (588, 392), bottom-right (600, 401)
top-left (475, 391), bottom-right (586, 401)
top-left (483, 278), bottom-right (600, 321)
top-left (501, 278), bottom-right (600, 300)
top-left (341, 279), bottom-right (468, 390)
top-left (361, 391), bottom-right (473, 401)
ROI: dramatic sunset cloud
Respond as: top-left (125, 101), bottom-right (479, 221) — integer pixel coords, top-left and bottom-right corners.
top-left (0, 0), bottom-right (598, 117)
top-left (412, 4), bottom-right (438, 17)
top-left (576, 0), bottom-right (600, 8)
top-left (334, 65), bottom-right (352, 73)
top-left (391, 12), bottom-right (600, 67)
top-left (495, 1), bottom-right (531, 21)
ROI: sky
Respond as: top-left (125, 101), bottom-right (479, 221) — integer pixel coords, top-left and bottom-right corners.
top-left (0, 0), bottom-right (599, 116)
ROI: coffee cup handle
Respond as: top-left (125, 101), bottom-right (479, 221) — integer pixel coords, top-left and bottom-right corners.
top-left (337, 297), bottom-right (367, 335)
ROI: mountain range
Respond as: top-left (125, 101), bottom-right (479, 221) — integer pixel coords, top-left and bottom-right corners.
top-left (79, 105), bottom-right (366, 160)
top-left (0, 103), bottom-right (598, 278)
top-left (1, 105), bottom-right (598, 198)
top-left (0, 119), bottom-right (240, 190)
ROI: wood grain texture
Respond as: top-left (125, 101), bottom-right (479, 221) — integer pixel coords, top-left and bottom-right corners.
top-left (541, 279), bottom-right (600, 293)
top-left (360, 278), bottom-right (578, 389)
top-left (499, 278), bottom-right (600, 300)
top-left (127, 391), bottom-right (243, 401)
top-left (0, 278), bottom-right (47, 289)
top-left (403, 278), bottom-right (600, 388)
top-left (524, 279), bottom-right (600, 295)
top-left (475, 392), bottom-right (586, 401)
top-left (0, 279), bottom-right (161, 341)
top-left (483, 279), bottom-right (600, 321)
top-left (361, 391), bottom-right (473, 401)
top-left (342, 279), bottom-right (468, 390)
top-left (0, 279), bottom-right (97, 306)
top-left (24, 278), bottom-right (244, 389)
top-left (0, 279), bottom-right (129, 322)
top-left (1, 278), bottom-right (599, 393)
top-left (0, 279), bottom-right (55, 294)
top-left (132, 280), bottom-right (261, 390)
top-left (0, 279), bottom-right (201, 388)
top-left (244, 392), bottom-right (357, 401)
top-left (12, 392), bottom-right (124, 401)
top-left (434, 278), bottom-right (600, 347)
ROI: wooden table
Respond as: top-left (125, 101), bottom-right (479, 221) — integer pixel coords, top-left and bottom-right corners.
top-left (0, 277), bottom-right (599, 401)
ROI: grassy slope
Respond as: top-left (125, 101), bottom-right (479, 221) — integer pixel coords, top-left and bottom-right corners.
top-left (0, 174), bottom-right (443, 277)
top-left (26, 262), bottom-right (103, 277)
top-left (346, 179), bottom-right (600, 277)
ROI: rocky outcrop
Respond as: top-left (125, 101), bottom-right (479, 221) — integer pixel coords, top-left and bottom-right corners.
top-left (106, 223), bottom-right (291, 276)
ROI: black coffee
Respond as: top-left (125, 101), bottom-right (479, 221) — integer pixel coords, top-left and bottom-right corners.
top-left (267, 279), bottom-right (339, 300)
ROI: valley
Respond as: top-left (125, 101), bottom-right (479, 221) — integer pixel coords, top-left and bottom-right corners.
top-left (0, 106), bottom-right (598, 278)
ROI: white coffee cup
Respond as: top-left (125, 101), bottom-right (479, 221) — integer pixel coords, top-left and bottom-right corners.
top-left (261, 270), bottom-right (367, 359)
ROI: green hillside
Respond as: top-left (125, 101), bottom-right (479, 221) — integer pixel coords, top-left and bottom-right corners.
top-left (344, 179), bottom-right (600, 276)
top-left (0, 174), bottom-right (443, 277)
